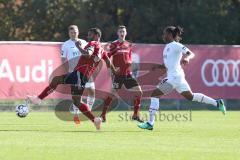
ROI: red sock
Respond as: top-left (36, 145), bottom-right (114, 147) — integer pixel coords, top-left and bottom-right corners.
top-left (78, 103), bottom-right (95, 122)
top-left (38, 86), bottom-right (55, 100)
top-left (101, 97), bottom-right (113, 117)
top-left (133, 96), bottom-right (141, 116)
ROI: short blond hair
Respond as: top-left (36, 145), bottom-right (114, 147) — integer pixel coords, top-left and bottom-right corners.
top-left (68, 25), bottom-right (78, 31)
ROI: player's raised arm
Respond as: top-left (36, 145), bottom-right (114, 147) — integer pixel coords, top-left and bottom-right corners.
top-left (75, 40), bottom-right (93, 57)
top-left (180, 45), bottom-right (195, 65)
top-left (185, 50), bottom-right (195, 59)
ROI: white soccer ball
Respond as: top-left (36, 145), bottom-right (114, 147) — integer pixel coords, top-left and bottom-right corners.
top-left (16, 104), bottom-right (29, 118)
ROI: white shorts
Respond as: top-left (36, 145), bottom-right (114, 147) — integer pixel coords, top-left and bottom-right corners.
top-left (157, 75), bottom-right (191, 94)
top-left (85, 82), bottom-right (95, 89)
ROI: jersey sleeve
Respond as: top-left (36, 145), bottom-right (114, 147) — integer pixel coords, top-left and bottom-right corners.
top-left (177, 43), bottom-right (190, 55)
top-left (61, 43), bottom-right (67, 58)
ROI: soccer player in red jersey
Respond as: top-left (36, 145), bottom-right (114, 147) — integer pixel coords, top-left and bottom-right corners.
top-left (27, 28), bottom-right (118, 130)
top-left (100, 25), bottom-right (143, 122)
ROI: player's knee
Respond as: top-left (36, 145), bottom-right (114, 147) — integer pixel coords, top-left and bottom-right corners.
top-left (106, 94), bottom-right (114, 100)
top-left (73, 101), bottom-right (81, 107)
top-left (151, 89), bottom-right (162, 98)
top-left (72, 97), bottom-right (81, 106)
top-left (50, 76), bottom-right (61, 88)
top-left (137, 88), bottom-right (143, 97)
top-left (185, 93), bottom-right (193, 101)
top-left (49, 81), bottom-right (56, 89)
top-left (186, 96), bottom-right (193, 101)
top-left (87, 88), bottom-right (95, 96)
top-left (151, 91), bottom-right (157, 97)
top-left (50, 76), bottom-right (63, 88)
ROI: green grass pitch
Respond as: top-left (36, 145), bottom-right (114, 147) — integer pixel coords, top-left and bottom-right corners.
top-left (0, 111), bottom-right (239, 160)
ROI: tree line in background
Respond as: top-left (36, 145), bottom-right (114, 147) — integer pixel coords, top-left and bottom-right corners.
top-left (0, 0), bottom-right (239, 44)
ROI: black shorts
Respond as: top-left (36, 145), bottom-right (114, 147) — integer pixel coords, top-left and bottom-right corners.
top-left (64, 71), bottom-right (89, 95)
top-left (112, 75), bottom-right (139, 89)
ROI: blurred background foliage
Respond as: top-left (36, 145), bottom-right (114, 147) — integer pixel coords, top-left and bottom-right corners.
top-left (0, 0), bottom-right (239, 44)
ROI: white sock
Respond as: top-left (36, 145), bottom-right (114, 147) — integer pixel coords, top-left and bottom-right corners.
top-left (87, 96), bottom-right (95, 110)
top-left (148, 97), bottom-right (159, 126)
top-left (192, 93), bottom-right (217, 106)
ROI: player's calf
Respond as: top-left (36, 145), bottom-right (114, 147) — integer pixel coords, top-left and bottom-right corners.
top-left (183, 92), bottom-right (227, 115)
top-left (100, 96), bottom-right (113, 122)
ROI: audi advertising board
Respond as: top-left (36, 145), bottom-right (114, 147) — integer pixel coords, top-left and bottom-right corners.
top-left (0, 42), bottom-right (240, 99)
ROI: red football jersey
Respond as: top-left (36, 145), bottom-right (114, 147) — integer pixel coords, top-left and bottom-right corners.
top-left (108, 40), bottom-right (132, 75)
top-left (75, 41), bottom-right (107, 78)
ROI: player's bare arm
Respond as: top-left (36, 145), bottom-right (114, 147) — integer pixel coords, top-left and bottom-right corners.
top-left (103, 56), bottom-right (119, 74)
top-left (181, 51), bottom-right (195, 65)
top-left (75, 40), bottom-right (93, 57)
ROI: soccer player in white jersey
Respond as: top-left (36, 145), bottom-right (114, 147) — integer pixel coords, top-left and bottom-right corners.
top-left (138, 26), bottom-right (226, 130)
top-left (61, 25), bottom-right (96, 124)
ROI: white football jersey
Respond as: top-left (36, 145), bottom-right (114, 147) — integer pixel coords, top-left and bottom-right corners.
top-left (61, 39), bottom-right (87, 72)
top-left (163, 41), bottom-right (190, 77)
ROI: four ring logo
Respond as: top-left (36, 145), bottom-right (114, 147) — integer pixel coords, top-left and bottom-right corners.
top-left (201, 59), bottom-right (240, 87)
